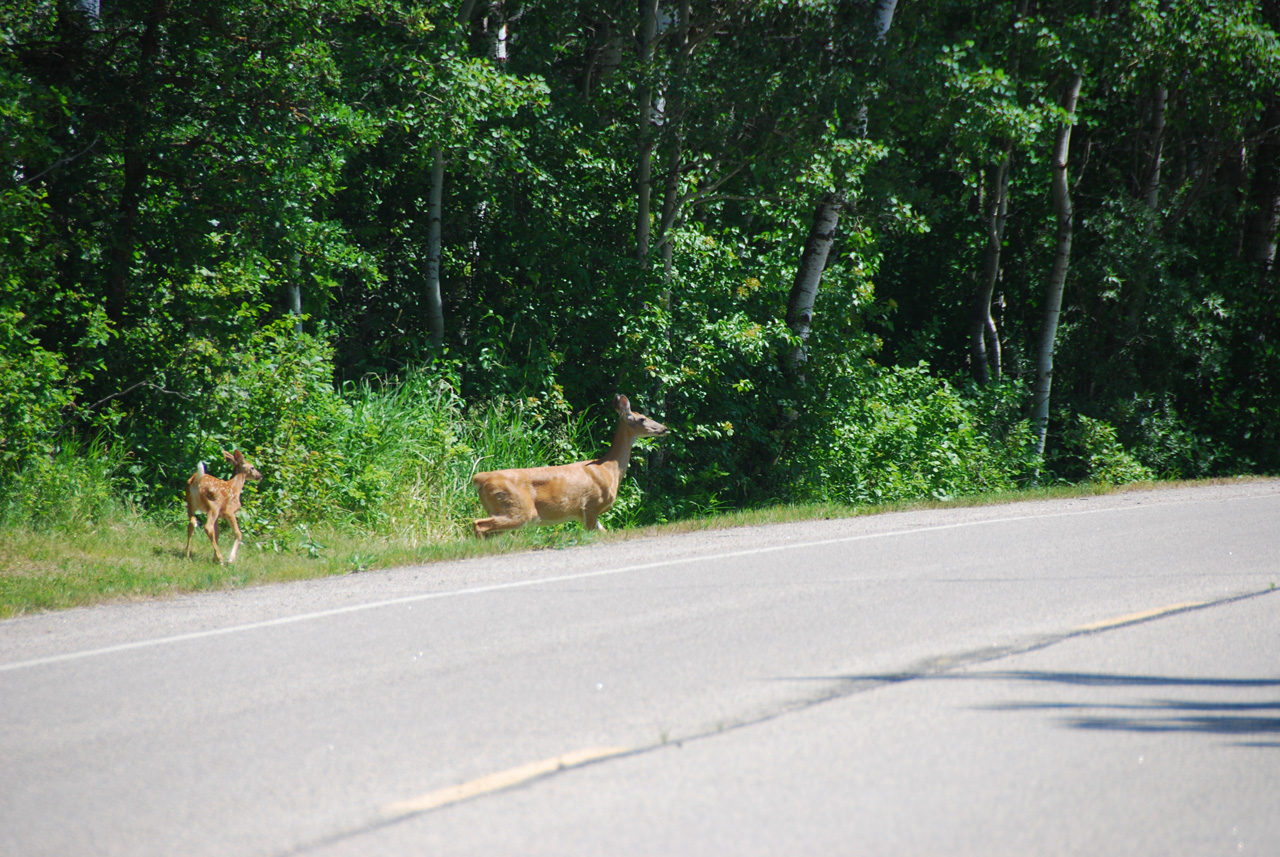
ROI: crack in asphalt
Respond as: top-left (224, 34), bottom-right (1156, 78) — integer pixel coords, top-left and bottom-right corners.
top-left (279, 585), bottom-right (1278, 855)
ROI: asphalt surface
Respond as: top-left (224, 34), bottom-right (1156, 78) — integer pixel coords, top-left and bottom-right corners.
top-left (1, 480), bottom-right (1277, 856)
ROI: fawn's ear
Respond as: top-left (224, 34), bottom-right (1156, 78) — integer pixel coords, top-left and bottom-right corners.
top-left (222, 449), bottom-right (235, 463)
top-left (614, 394), bottom-right (631, 416)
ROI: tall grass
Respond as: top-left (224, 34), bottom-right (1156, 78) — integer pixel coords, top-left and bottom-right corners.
top-left (0, 374), bottom-right (608, 616)
top-left (326, 373), bottom-right (599, 545)
top-left (0, 361), bottom-right (1165, 617)
top-left (0, 435), bottom-right (128, 530)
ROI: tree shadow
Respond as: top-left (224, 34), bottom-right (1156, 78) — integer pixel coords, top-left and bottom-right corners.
top-left (986, 696), bottom-right (1280, 741)
top-left (818, 670), bottom-right (1280, 746)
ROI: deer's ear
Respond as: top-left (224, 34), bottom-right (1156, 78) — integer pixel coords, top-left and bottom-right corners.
top-left (222, 450), bottom-right (235, 463)
top-left (614, 394), bottom-right (631, 416)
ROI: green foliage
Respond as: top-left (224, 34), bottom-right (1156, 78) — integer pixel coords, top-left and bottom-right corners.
top-left (2, 0), bottom-right (1279, 576)
top-left (0, 299), bottom-right (74, 482)
top-left (791, 365), bottom-right (1037, 505)
top-left (0, 435), bottom-right (125, 530)
top-left (1054, 414), bottom-right (1155, 486)
top-left (0, 352), bottom-right (607, 545)
top-left (1109, 394), bottom-right (1226, 480)
top-left (0, 180), bottom-right (107, 487)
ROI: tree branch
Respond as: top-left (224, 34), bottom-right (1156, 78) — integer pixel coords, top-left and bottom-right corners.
top-left (19, 135), bottom-right (101, 186)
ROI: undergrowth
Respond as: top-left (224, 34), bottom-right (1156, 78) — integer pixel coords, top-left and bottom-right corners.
top-left (0, 365), bottom-right (1172, 618)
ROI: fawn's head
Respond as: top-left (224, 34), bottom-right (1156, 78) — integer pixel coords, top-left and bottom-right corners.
top-left (613, 394), bottom-right (669, 439)
top-left (222, 449), bottom-right (263, 482)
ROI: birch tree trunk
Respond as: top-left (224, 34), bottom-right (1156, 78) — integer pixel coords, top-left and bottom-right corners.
top-left (783, 0), bottom-right (896, 383)
top-left (1141, 84), bottom-right (1167, 210)
top-left (1243, 97), bottom-right (1280, 279)
top-left (456, 0), bottom-right (478, 25)
top-left (635, 0), bottom-right (660, 264)
top-left (425, 145), bottom-right (445, 348)
top-left (853, 0), bottom-right (899, 137)
top-left (970, 150), bottom-right (1010, 385)
top-left (784, 192), bottom-right (845, 381)
top-left (656, 0), bottom-right (690, 283)
top-left (288, 250), bottom-right (303, 334)
top-left (1032, 73), bottom-right (1084, 457)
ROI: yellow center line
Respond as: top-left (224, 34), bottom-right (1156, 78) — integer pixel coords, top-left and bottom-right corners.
top-left (383, 746), bottom-right (630, 818)
top-left (1074, 601), bottom-right (1206, 633)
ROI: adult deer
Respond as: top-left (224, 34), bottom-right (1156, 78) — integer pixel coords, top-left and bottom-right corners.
top-left (472, 394), bottom-right (669, 536)
top-left (185, 449), bottom-right (262, 564)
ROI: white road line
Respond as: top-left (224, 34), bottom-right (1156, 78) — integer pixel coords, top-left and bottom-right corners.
top-left (0, 499), bottom-right (1227, 673)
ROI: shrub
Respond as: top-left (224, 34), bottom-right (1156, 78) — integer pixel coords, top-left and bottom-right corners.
top-left (1055, 414), bottom-right (1154, 485)
top-left (793, 364), bottom-right (1037, 505)
top-left (0, 435), bottom-right (126, 530)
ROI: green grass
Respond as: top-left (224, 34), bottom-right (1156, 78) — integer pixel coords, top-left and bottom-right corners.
top-left (4, 477), bottom-right (1230, 619)
top-left (4, 361), bottom-right (1267, 621)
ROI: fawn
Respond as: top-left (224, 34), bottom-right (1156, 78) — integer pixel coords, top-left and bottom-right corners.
top-left (185, 449), bottom-right (262, 564)
top-left (472, 394), bottom-right (669, 536)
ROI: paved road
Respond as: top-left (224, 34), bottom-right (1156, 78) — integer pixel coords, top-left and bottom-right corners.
top-left (1, 481), bottom-right (1277, 856)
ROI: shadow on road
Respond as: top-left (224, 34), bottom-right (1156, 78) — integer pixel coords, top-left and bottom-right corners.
top-left (825, 669), bottom-right (1280, 746)
top-left (969, 671), bottom-right (1280, 744)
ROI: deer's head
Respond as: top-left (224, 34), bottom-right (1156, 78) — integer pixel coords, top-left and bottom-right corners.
top-left (222, 449), bottom-right (263, 482)
top-left (614, 394), bottom-right (669, 439)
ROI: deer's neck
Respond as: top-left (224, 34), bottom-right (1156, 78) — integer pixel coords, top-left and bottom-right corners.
top-left (601, 421), bottom-right (638, 476)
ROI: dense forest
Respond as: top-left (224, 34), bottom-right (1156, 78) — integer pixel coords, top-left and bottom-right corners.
top-left (3, 0), bottom-right (1279, 539)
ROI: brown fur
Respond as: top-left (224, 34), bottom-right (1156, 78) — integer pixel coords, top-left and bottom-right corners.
top-left (472, 395), bottom-right (668, 536)
top-left (185, 449), bottom-right (263, 563)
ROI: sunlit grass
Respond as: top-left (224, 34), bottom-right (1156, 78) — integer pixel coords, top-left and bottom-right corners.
top-left (4, 378), bottom-right (1268, 624)
top-left (0, 511), bottom-right (567, 618)
top-left (8, 476), bottom-right (1244, 618)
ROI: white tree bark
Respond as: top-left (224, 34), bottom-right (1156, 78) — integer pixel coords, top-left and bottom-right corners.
top-left (872, 0), bottom-right (898, 39)
top-left (288, 251), bottom-right (303, 334)
top-left (1243, 98), bottom-right (1280, 277)
top-left (854, 0), bottom-right (899, 136)
top-left (425, 145), bottom-right (445, 348)
top-left (1142, 84), bottom-right (1167, 210)
top-left (636, 0), bottom-right (660, 263)
top-left (785, 192), bottom-right (845, 379)
top-left (1032, 73), bottom-right (1084, 457)
top-left (784, 0), bottom-right (896, 382)
top-left (657, 0), bottom-right (690, 283)
top-left (970, 152), bottom-right (1010, 385)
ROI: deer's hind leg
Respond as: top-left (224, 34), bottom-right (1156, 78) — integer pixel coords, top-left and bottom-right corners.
top-left (204, 513), bottom-right (225, 564)
top-left (473, 484), bottom-right (537, 537)
top-left (473, 514), bottom-right (532, 536)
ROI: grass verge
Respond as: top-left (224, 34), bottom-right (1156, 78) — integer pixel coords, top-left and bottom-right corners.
top-left (3, 479), bottom-right (1222, 619)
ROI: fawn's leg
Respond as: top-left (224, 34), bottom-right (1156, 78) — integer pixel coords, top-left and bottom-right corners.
top-left (225, 514), bottom-right (243, 564)
top-left (204, 516), bottom-right (224, 564)
top-left (186, 515), bottom-right (198, 559)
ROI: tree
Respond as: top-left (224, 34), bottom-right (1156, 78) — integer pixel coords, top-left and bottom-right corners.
top-left (970, 148), bottom-right (1012, 385)
top-left (783, 0), bottom-right (898, 381)
top-left (1031, 73), bottom-right (1083, 457)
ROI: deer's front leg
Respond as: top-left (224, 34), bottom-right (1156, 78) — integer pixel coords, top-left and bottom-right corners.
top-left (225, 514), bottom-right (244, 564)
